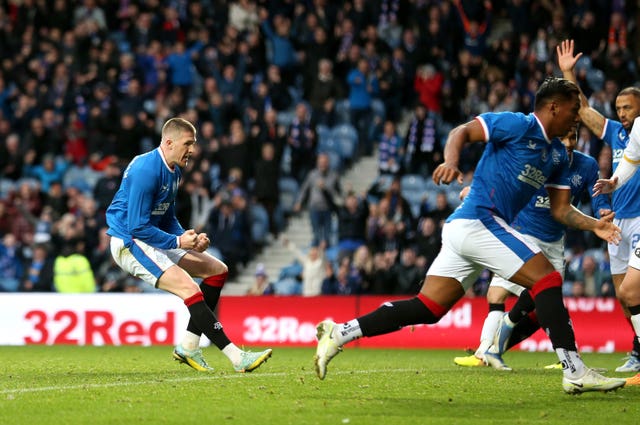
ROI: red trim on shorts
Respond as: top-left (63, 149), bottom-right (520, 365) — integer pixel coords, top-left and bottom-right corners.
top-left (528, 311), bottom-right (538, 324)
top-left (530, 271), bottom-right (562, 298)
top-left (417, 293), bottom-right (448, 319)
top-left (202, 272), bottom-right (228, 288)
top-left (184, 292), bottom-right (204, 306)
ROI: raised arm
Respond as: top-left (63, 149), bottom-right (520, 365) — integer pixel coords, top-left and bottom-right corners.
top-left (556, 39), bottom-right (606, 137)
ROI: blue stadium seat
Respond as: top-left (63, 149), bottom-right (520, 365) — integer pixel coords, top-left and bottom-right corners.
top-left (0, 178), bottom-right (16, 199)
top-left (317, 137), bottom-right (342, 156)
top-left (250, 203), bottom-right (270, 245)
top-left (401, 174), bottom-right (426, 194)
top-left (325, 150), bottom-right (343, 171)
top-left (278, 176), bottom-right (299, 215)
top-left (316, 124), bottom-right (331, 144)
top-left (371, 99), bottom-right (386, 122)
top-left (337, 136), bottom-right (356, 161)
top-left (334, 99), bottom-right (351, 124)
top-left (330, 123), bottom-right (358, 143)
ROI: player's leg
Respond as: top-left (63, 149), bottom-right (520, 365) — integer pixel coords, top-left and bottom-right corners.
top-left (112, 238), bottom-right (271, 373)
top-left (314, 220), bottom-right (476, 380)
top-left (176, 251), bottom-right (228, 350)
top-left (158, 263), bottom-right (272, 373)
top-left (487, 236), bottom-right (563, 368)
top-left (509, 254), bottom-right (625, 393)
top-left (617, 265), bottom-right (640, 385)
top-left (609, 218), bottom-right (640, 372)
top-left (178, 250), bottom-right (272, 372)
top-left (482, 281), bottom-right (525, 371)
top-left (454, 284), bottom-right (511, 367)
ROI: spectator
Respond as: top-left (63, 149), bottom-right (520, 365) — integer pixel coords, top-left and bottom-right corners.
top-left (22, 152), bottom-right (71, 194)
top-left (347, 58), bottom-right (379, 156)
top-left (376, 55), bottom-right (403, 122)
top-left (352, 244), bottom-right (375, 293)
top-left (53, 242), bottom-right (96, 293)
top-left (336, 191), bottom-right (369, 256)
top-left (259, 8), bottom-right (299, 85)
top-left (246, 263), bottom-right (275, 296)
top-left (92, 159), bottom-right (122, 215)
top-left (294, 153), bottom-right (341, 247)
top-left (0, 233), bottom-right (23, 292)
top-left (283, 238), bottom-right (326, 297)
top-left (377, 120), bottom-right (403, 176)
top-left (404, 103), bottom-right (442, 176)
top-left (566, 254), bottom-right (614, 297)
top-left (414, 216), bottom-right (441, 268)
top-left (391, 246), bottom-right (424, 295)
top-left (381, 177), bottom-right (414, 233)
top-left (253, 142), bottom-right (281, 237)
top-left (287, 102), bottom-right (317, 183)
top-left (414, 64), bottom-right (444, 114)
top-left (229, 0), bottom-right (260, 33)
top-left (308, 59), bottom-right (344, 128)
top-left (206, 197), bottom-right (251, 279)
top-left (322, 257), bottom-right (361, 295)
top-left (0, 133), bottom-right (25, 181)
top-left (20, 243), bottom-right (54, 292)
top-left (421, 191), bottom-right (453, 229)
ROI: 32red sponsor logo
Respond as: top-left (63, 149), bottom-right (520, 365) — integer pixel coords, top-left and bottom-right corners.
top-left (23, 310), bottom-right (175, 345)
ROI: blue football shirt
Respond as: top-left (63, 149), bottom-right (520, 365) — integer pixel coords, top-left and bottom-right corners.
top-left (448, 112), bottom-right (572, 224)
top-left (601, 119), bottom-right (640, 219)
top-left (511, 150), bottom-right (610, 242)
top-left (106, 148), bottom-right (185, 249)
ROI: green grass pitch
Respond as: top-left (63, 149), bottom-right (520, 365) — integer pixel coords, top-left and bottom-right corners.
top-left (1, 346), bottom-right (639, 424)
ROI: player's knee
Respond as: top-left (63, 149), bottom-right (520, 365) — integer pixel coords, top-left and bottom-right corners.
top-left (204, 258), bottom-right (228, 277)
top-left (618, 283), bottom-right (640, 306)
top-left (175, 280), bottom-right (201, 300)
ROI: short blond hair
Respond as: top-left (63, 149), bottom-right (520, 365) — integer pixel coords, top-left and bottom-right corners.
top-left (162, 117), bottom-right (196, 141)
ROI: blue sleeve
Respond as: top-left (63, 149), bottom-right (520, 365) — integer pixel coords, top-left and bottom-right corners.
top-left (159, 202), bottom-right (186, 236)
top-left (478, 112), bottom-right (522, 146)
top-left (126, 168), bottom-right (179, 249)
top-left (260, 20), bottom-right (275, 40)
top-left (601, 119), bottom-right (619, 147)
top-left (586, 160), bottom-right (611, 218)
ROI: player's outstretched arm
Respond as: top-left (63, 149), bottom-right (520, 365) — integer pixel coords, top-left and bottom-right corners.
top-left (548, 187), bottom-right (621, 244)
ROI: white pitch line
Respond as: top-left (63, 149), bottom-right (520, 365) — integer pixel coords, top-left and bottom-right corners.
top-left (1, 368), bottom-right (419, 395)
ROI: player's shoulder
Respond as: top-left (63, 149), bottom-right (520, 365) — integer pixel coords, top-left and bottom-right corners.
top-left (572, 149), bottom-right (597, 164)
top-left (129, 150), bottom-right (160, 171)
top-left (479, 111), bottom-right (528, 125)
top-left (603, 119), bottom-right (627, 142)
top-left (571, 150), bottom-right (599, 175)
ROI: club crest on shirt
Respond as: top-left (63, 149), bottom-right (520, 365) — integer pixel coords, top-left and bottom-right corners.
top-left (570, 174), bottom-right (583, 187)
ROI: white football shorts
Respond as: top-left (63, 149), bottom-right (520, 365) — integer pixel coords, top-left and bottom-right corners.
top-left (110, 236), bottom-right (188, 286)
top-left (428, 217), bottom-right (541, 292)
top-left (490, 234), bottom-right (565, 296)
top-left (608, 217), bottom-right (640, 274)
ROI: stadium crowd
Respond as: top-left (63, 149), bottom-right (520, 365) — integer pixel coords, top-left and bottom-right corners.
top-left (0, 0), bottom-right (637, 296)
